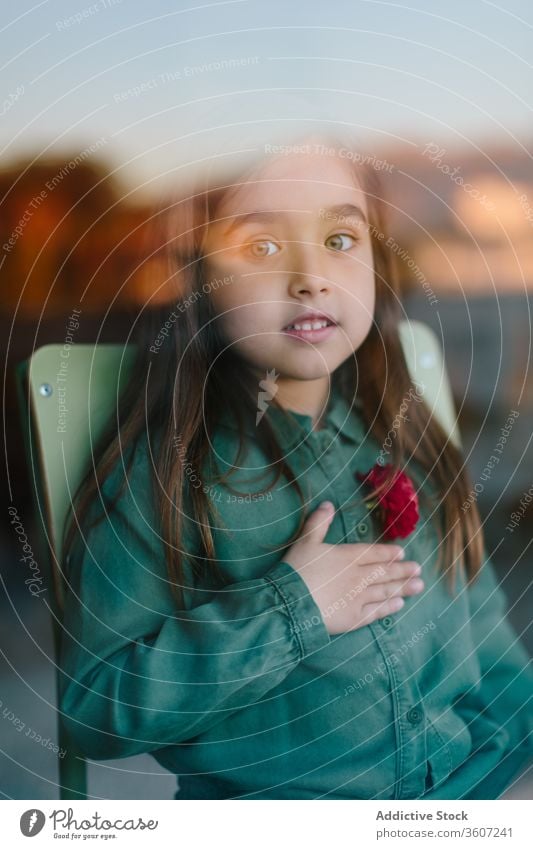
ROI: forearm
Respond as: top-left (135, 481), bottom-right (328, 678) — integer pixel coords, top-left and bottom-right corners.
top-left (59, 560), bottom-right (330, 759)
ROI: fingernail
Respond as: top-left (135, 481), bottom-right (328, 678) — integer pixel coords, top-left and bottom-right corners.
top-left (392, 597), bottom-right (405, 610)
top-left (320, 501), bottom-right (334, 511)
top-left (396, 547), bottom-right (405, 559)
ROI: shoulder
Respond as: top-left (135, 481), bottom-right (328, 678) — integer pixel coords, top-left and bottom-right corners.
top-left (66, 431), bottom-right (179, 619)
top-left (76, 429), bottom-right (160, 560)
top-left (98, 429), bottom-right (155, 505)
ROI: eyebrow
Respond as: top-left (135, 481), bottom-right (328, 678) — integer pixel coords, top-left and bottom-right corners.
top-left (321, 203), bottom-right (368, 226)
top-left (221, 203), bottom-right (368, 237)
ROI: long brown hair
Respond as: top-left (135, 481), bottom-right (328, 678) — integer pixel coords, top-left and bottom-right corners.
top-left (61, 133), bottom-right (484, 610)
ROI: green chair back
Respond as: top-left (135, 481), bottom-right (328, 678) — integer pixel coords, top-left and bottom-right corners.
top-left (15, 343), bottom-right (136, 800)
top-left (398, 319), bottom-right (461, 450)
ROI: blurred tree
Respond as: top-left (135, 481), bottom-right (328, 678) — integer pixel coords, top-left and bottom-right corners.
top-left (0, 157), bottom-right (155, 317)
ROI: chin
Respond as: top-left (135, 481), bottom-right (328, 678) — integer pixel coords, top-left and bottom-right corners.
top-left (277, 360), bottom-right (336, 381)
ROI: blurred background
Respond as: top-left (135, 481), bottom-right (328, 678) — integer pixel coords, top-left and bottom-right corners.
top-left (1, 0), bottom-right (532, 800)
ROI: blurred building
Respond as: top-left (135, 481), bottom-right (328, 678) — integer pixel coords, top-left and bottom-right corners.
top-left (385, 144), bottom-right (533, 296)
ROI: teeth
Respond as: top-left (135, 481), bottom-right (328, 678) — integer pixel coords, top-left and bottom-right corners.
top-left (287, 319), bottom-right (330, 331)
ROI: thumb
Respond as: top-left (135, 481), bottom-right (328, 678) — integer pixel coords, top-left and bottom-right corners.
top-left (302, 501), bottom-right (335, 544)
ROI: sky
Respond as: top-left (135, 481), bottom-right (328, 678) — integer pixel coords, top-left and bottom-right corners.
top-left (1, 0), bottom-right (532, 198)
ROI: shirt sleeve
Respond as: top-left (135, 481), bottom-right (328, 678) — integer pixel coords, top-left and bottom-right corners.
top-left (58, 442), bottom-right (330, 760)
top-left (455, 550), bottom-right (533, 796)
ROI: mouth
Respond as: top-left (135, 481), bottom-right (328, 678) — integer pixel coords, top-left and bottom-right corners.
top-left (282, 311), bottom-right (338, 343)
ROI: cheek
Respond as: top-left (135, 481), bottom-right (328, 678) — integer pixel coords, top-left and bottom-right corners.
top-left (342, 266), bottom-right (375, 338)
top-left (209, 286), bottom-right (274, 340)
top-left (363, 274), bottom-right (376, 317)
top-left (358, 283), bottom-right (376, 331)
top-left (344, 259), bottom-right (375, 310)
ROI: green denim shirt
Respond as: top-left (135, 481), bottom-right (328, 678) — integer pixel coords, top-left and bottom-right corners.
top-left (59, 387), bottom-right (533, 800)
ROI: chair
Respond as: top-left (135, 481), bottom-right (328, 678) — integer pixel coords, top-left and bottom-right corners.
top-left (14, 319), bottom-right (459, 800)
top-left (398, 319), bottom-right (461, 450)
top-left (15, 343), bottom-right (137, 799)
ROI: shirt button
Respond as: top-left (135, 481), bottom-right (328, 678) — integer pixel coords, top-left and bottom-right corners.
top-left (406, 706), bottom-right (424, 725)
top-left (356, 520), bottom-right (369, 536)
top-left (380, 616), bottom-right (394, 628)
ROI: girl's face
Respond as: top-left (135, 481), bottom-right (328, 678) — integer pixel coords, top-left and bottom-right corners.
top-left (202, 146), bottom-right (375, 383)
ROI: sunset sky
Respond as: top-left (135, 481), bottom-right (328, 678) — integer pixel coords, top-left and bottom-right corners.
top-left (2, 0), bottom-right (532, 198)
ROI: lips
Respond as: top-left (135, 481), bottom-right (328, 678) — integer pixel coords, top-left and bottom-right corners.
top-left (282, 311), bottom-right (338, 332)
top-left (281, 310), bottom-right (338, 344)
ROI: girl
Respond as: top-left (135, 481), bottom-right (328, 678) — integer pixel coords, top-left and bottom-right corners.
top-left (59, 128), bottom-right (532, 800)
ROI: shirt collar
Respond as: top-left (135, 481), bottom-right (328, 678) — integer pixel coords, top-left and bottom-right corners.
top-left (218, 384), bottom-right (367, 450)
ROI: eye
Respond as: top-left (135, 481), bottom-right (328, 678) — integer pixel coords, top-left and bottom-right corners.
top-left (325, 232), bottom-right (358, 252)
top-left (246, 239), bottom-right (280, 258)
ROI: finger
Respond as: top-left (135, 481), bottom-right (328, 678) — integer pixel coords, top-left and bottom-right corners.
top-left (358, 560), bottom-right (421, 585)
top-left (363, 578), bottom-right (424, 603)
top-left (347, 542), bottom-right (405, 565)
top-left (358, 596), bottom-right (405, 625)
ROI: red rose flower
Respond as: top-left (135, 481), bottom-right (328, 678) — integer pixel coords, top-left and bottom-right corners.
top-left (356, 462), bottom-right (419, 540)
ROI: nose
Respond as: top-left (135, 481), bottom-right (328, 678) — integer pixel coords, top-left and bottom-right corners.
top-left (286, 240), bottom-right (331, 298)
